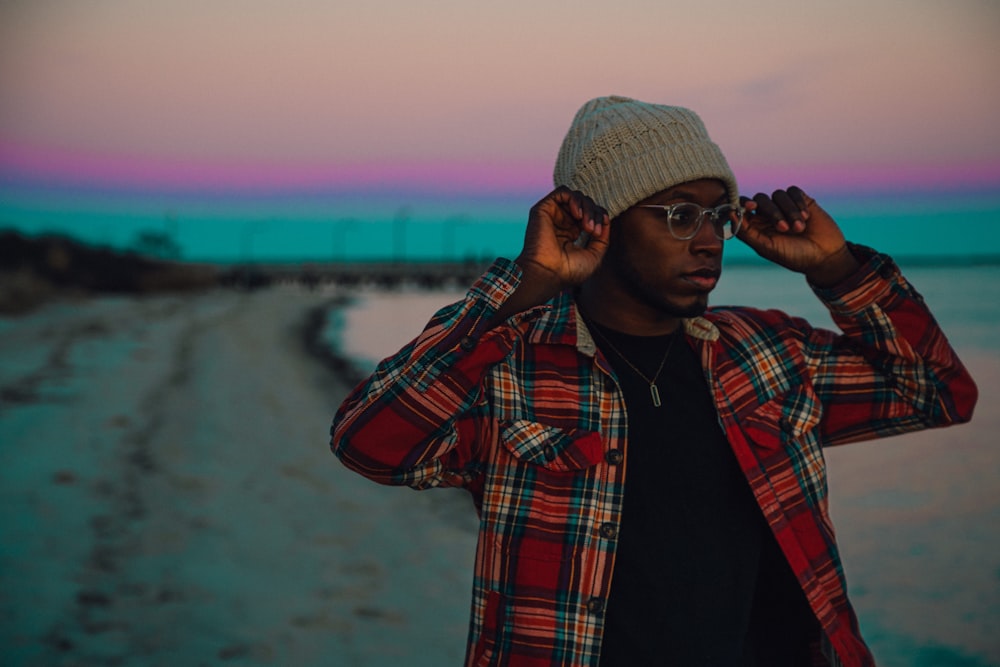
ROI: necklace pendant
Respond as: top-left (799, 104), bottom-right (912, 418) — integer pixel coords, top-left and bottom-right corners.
top-left (649, 383), bottom-right (662, 408)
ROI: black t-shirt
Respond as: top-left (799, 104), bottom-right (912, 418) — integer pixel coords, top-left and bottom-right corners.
top-left (590, 323), bottom-right (815, 666)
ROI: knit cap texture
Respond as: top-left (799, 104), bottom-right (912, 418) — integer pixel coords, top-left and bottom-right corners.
top-left (553, 96), bottom-right (738, 219)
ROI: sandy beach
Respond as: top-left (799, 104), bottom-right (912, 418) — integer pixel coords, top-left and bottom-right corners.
top-left (0, 286), bottom-right (478, 666)
top-left (1, 284), bottom-right (997, 666)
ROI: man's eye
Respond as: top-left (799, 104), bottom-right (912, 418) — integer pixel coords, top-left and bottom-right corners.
top-left (670, 208), bottom-right (699, 227)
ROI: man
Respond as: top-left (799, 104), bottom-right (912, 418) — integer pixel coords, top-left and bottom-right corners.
top-left (330, 96), bottom-right (977, 666)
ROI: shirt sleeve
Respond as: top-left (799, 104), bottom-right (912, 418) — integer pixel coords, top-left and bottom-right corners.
top-left (806, 243), bottom-right (978, 445)
top-left (329, 258), bottom-right (531, 489)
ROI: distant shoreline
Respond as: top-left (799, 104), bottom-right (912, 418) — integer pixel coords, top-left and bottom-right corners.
top-left (299, 293), bottom-right (370, 393)
top-left (202, 253), bottom-right (1000, 269)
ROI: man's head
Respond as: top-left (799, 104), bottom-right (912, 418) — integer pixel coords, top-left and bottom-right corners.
top-left (553, 96), bottom-right (737, 219)
top-left (558, 97), bottom-right (738, 326)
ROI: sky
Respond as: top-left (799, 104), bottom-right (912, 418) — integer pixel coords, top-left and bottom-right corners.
top-left (2, 0), bottom-right (1000, 197)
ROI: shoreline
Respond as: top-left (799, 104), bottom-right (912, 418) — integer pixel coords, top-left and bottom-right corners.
top-left (298, 292), bottom-right (370, 393)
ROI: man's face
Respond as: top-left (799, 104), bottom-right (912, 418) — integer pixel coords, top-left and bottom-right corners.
top-left (601, 178), bottom-right (727, 319)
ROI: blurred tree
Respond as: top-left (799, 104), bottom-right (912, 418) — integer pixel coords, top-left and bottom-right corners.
top-left (131, 229), bottom-right (181, 260)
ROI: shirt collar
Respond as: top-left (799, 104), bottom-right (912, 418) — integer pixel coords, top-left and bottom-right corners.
top-left (521, 290), bottom-right (721, 355)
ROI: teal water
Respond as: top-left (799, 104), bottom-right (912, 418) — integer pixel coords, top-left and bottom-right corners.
top-left (1, 184), bottom-right (999, 264)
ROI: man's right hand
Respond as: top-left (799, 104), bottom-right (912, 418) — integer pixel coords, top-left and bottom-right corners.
top-left (489, 187), bottom-right (610, 326)
top-left (520, 186), bottom-right (610, 286)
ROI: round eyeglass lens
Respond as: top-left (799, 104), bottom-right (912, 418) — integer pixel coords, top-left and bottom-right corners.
top-left (667, 203), bottom-right (703, 239)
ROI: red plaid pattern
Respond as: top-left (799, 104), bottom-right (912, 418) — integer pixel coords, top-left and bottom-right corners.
top-left (331, 247), bottom-right (977, 667)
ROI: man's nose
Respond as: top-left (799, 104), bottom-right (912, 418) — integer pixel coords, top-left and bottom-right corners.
top-left (690, 214), bottom-right (723, 254)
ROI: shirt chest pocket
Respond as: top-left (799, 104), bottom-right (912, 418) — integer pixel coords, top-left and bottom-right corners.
top-left (498, 419), bottom-right (605, 471)
top-left (739, 385), bottom-right (823, 452)
top-left (490, 420), bottom-right (605, 562)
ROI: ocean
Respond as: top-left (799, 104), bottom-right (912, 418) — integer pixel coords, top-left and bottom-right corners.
top-left (1, 185), bottom-right (1000, 264)
top-left (333, 262), bottom-right (1000, 371)
top-left (329, 262), bottom-right (1000, 667)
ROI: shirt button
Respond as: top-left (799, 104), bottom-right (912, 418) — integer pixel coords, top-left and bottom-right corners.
top-left (459, 336), bottom-right (476, 351)
top-left (586, 597), bottom-right (604, 614)
top-left (605, 449), bottom-right (623, 465)
top-left (543, 444), bottom-right (556, 462)
top-left (598, 522), bottom-right (618, 539)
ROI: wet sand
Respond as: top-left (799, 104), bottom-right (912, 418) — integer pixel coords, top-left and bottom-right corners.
top-left (0, 286), bottom-right (477, 666)
top-left (1, 285), bottom-right (996, 666)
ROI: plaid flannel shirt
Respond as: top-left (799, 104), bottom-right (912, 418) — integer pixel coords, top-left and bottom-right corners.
top-left (331, 246), bottom-right (977, 667)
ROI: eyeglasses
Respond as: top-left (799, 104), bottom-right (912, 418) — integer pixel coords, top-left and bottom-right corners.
top-left (637, 202), bottom-right (744, 241)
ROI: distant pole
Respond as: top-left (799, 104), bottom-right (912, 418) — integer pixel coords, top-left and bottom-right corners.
top-left (164, 209), bottom-right (180, 259)
top-left (393, 207), bottom-right (410, 263)
top-left (443, 215), bottom-right (471, 262)
top-left (333, 218), bottom-right (357, 262)
top-left (241, 220), bottom-right (266, 263)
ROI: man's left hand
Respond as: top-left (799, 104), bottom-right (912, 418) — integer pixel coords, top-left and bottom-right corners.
top-left (738, 186), bottom-right (860, 287)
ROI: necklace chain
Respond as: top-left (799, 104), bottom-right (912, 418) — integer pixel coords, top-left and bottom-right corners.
top-left (587, 321), bottom-right (678, 408)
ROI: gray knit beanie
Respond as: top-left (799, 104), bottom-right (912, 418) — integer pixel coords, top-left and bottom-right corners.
top-left (553, 96), bottom-right (739, 219)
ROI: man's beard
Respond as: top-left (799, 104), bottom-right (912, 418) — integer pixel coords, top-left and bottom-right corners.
top-left (605, 244), bottom-right (712, 319)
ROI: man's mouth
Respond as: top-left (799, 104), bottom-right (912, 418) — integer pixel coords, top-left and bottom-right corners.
top-left (680, 268), bottom-right (721, 290)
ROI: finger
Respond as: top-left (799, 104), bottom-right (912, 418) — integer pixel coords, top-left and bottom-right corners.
top-left (733, 206), bottom-right (776, 254)
top-left (591, 206), bottom-right (610, 240)
top-left (539, 188), bottom-right (586, 231)
top-left (585, 202), bottom-right (609, 237)
top-left (751, 192), bottom-right (790, 232)
top-left (787, 186), bottom-right (818, 222)
top-left (738, 197), bottom-right (757, 224)
top-left (563, 189), bottom-right (585, 223)
top-left (777, 187), bottom-right (813, 226)
top-left (567, 190), bottom-right (608, 234)
top-left (533, 186), bottom-right (572, 218)
top-left (770, 189), bottom-right (807, 233)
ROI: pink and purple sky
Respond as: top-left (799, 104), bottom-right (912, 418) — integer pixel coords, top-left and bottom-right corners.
top-left (1, 0), bottom-right (999, 196)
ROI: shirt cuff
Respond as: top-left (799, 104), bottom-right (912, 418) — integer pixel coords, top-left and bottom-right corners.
top-left (810, 243), bottom-right (903, 315)
top-left (467, 257), bottom-right (523, 313)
